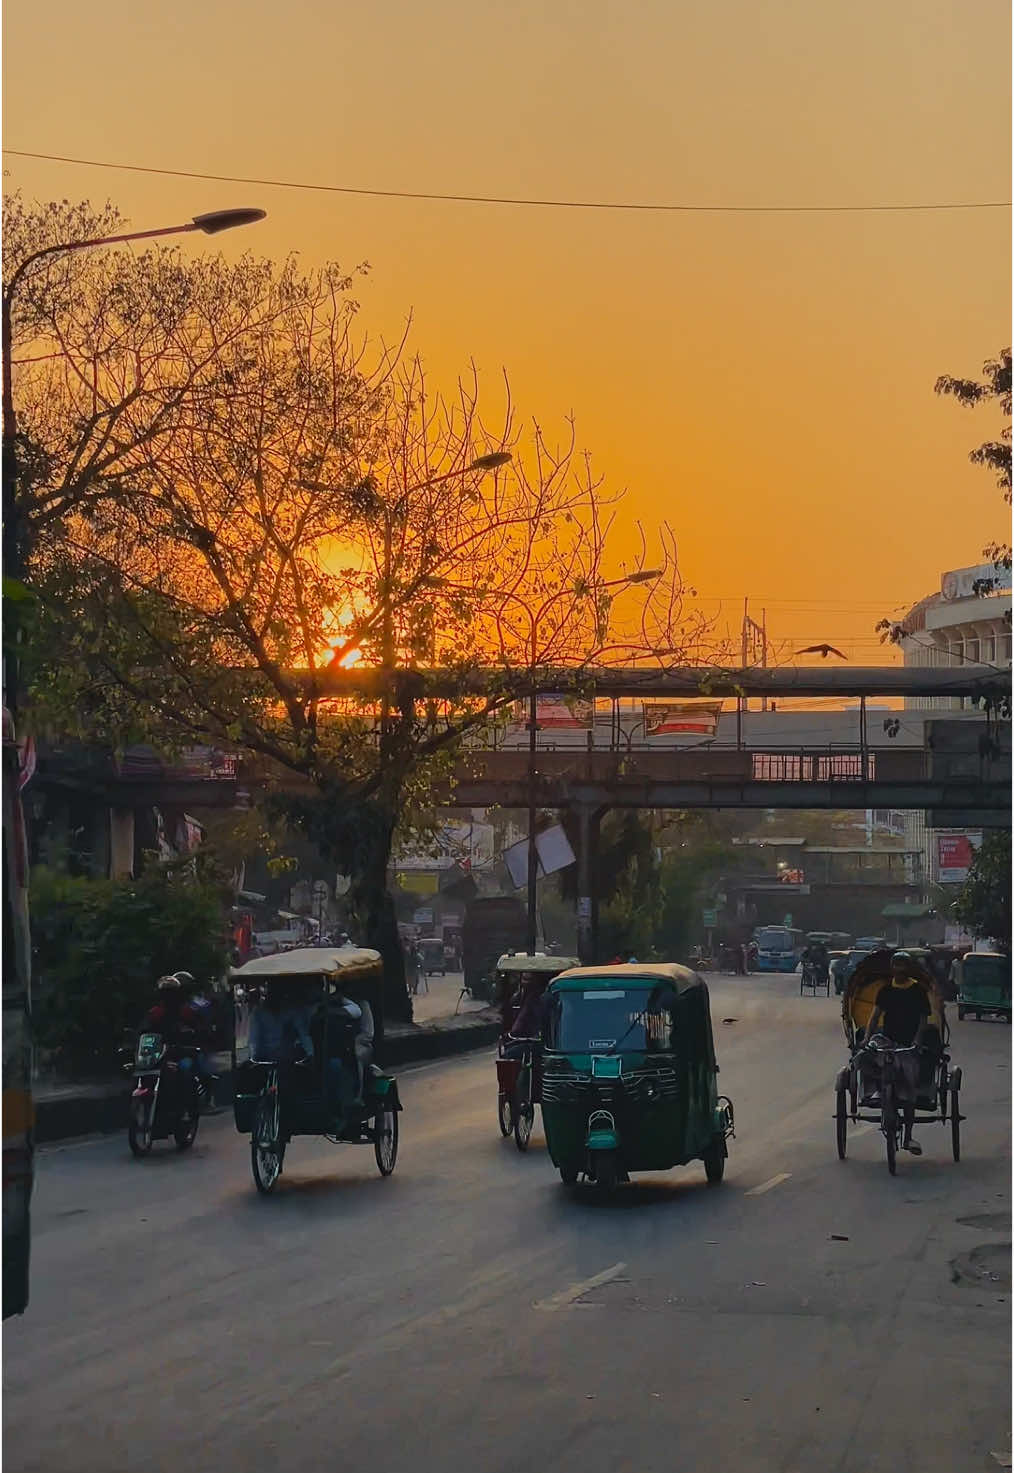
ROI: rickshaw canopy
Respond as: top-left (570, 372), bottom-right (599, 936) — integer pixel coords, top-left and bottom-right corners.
top-left (231, 946), bottom-right (381, 981)
top-left (841, 948), bottom-right (941, 1043)
top-left (496, 952), bottom-right (580, 975)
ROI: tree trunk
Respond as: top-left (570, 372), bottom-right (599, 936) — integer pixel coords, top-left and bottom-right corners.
top-left (351, 817), bottom-right (412, 1025)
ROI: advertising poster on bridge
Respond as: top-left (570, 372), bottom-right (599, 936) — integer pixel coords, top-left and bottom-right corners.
top-left (533, 694), bottom-right (594, 729)
top-left (642, 700), bottom-right (724, 736)
top-left (936, 832), bottom-right (983, 884)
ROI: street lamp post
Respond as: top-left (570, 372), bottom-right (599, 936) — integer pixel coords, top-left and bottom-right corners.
top-left (1, 206), bottom-right (266, 718)
top-left (518, 568), bottom-right (663, 958)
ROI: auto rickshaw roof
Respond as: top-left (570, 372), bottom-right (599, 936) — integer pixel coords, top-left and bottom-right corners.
top-left (496, 953), bottom-right (581, 973)
top-left (550, 962), bottom-right (703, 994)
top-left (231, 946), bottom-right (382, 980)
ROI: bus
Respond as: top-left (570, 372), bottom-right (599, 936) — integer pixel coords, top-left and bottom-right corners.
top-left (753, 925), bottom-right (806, 973)
top-left (3, 708), bottom-right (32, 1317)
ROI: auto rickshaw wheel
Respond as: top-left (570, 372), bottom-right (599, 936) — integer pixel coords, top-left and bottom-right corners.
top-left (374, 1108), bottom-right (398, 1175)
top-left (592, 1150), bottom-right (619, 1190)
top-left (704, 1142), bottom-right (726, 1184)
top-left (957, 1006), bottom-right (966, 1021)
top-left (497, 1092), bottom-right (515, 1138)
top-left (835, 1087), bottom-right (848, 1160)
top-left (252, 1096), bottom-right (284, 1194)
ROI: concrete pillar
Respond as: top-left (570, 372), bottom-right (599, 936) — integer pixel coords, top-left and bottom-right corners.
top-left (109, 807), bottom-right (135, 879)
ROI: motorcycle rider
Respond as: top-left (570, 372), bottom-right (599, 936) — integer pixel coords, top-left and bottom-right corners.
top-left (141, 976), bottom-right (210, 1108)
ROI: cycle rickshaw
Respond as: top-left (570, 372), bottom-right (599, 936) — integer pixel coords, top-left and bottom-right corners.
top-left (493, 952), bottom-right (579, 1150)
top-left (231, 947), bottom-right (402, 1194)
top-left (835, 949), bottom-right (962, 1175)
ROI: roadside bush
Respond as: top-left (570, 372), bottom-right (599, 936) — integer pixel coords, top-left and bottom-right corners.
top-left (31, 862), bottom-right (229, 1073)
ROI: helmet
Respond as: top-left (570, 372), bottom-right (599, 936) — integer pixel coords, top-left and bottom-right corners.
top-left (173, 971), bottom-right (195, 987)
top-left (156, 975), bottom-right (181, 991)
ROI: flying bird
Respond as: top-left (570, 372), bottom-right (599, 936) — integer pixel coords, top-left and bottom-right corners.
top-left (795, 643), bottom-right (847, 660)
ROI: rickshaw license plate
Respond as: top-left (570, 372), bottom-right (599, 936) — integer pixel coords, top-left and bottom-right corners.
top-left (592, 1056), bottom-right (622, 1078)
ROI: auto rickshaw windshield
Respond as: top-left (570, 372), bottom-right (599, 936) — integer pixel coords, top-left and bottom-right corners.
top-left (546, 987), bottom-right (674, 1053)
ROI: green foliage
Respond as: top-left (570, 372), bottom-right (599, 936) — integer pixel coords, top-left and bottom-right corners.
top-left (954, 831), bottom-right (1011, 951)
top-left (935, 348), bottom-right (1012, 575)
top-left (31, 862), bottom-right (229, 1071)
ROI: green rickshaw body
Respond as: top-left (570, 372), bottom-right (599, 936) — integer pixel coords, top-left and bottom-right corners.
top-left (540, 965), bottom-right (732, 1185)
top-left (957, 952), bottom-right (1011, 1020)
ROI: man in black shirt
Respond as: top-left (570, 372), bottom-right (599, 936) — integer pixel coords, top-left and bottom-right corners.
top-left (861, 952), bottom-right (935, 1155)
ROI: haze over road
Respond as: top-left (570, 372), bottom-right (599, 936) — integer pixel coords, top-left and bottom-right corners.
top-left (5, 975), bottom-right (1010, 1473)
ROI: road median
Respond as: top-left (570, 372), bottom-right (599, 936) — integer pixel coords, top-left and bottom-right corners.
top-left (35, 1009), bottom-right (501, 1144)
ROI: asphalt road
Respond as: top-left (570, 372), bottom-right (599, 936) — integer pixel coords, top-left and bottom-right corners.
top-left (5, 974), bottom-right (1011, 1473)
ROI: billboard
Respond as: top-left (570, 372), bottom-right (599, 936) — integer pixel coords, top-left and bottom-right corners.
top-left (533, 695), bottom-right (594, 729)
top-left (642, 700), bottom-right (724, 736)
top-left (936, 832), bottom-right (983, 884)
top-left (503, 824), bottom-right (577, 887)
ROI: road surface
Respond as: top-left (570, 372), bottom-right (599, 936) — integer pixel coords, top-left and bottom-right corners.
top-left (5, 974), bottom-right (1010, 1473)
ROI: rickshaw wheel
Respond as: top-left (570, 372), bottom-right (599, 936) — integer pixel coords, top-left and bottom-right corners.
top-left (374, 1108), bottom-right (398, 1175)
top-left (882, 1093), bottom-right (898, 1176)
top-left (703, 1142), bottom-right (725, 1185)
top-left (950, 1088), bottom-right (961, 1161)
top-left (497, 1092), bottom-right (515, 1138)
top-left (252, 1097), bottom-right (283, 1194)
top-left (835, 1087), bottom-right (848, 1160)
top-left (514, 1102), bottom-right (535, 1152)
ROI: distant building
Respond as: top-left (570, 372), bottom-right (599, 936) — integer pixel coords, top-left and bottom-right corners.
top-left (896, 562), bottom-right (1011, 889)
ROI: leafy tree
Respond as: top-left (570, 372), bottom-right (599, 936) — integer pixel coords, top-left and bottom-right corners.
top-left (31, 859), bottom-right (230, 1072)
top-left (954, 830), bottom-right (1011, 951)
top-left (15, 195), bottom-right (710, 1019)
top-left (935, 348), bottom-right (1012, 579)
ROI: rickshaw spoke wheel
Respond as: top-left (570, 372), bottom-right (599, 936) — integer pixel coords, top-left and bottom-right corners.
top-left (950, 1088), bottom-right (961, 1162)
top-left (497, 1092), bottom-right (515, 1138)
top-left (514, 1101), bottom-right (534, 1152)
top-left (374, 1109), bottom-right (398, 1175)
top-left (252, 1097), bottom-right (282, 1194)
top-left (882, 1093), bottom-right (898, 1176)
top-left (835, 1087), bottom-right (848, 1160)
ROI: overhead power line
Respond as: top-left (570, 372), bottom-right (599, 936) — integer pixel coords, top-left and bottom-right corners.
top-left (4, 149), bottom-right (1011, 215)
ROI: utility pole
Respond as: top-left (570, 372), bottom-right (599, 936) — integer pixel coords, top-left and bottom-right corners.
top-left (741, 599), bottom-right (768, 716)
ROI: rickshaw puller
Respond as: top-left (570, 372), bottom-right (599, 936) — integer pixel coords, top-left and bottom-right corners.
top-left (859, 953), bottom-right (936, 1155)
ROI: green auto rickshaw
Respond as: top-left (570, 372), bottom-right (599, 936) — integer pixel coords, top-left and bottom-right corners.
top-left (957, 951), bottom-right (1011, 1022)
top-left (540, 964), bottom-right (734, 1190)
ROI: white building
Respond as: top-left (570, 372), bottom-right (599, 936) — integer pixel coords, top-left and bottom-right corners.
top-left (896, 562), bottom-right (1011, 887)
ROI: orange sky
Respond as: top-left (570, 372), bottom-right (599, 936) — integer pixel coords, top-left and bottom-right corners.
top-left (3, 0), bottom-right (1010, 662)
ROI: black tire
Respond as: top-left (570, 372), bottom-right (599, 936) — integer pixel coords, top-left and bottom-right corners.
top-left (374, 1108), bottom-right (398, 1176)
top-left (704, 1142), bottom-right (726, 1184)
top-left (514, 1100), bottom-right (535, 1152)
top-left (497, 1092), bottom-right (514, 1138)
top-left (559, 1167), bottom-right (579, 1186)
top-left (593, 1150), bottom-right (619, 1190)
top-left (799, 976), bottom-right (805, 995)
top-left (957, 1006), bottom-right (966, 1021)
top-left (128, 1098), bottom-right (153, 1157)
top-left (976, 1011), bottom-right (982, 1022)
top-left (175, 1110), bottom-right (199, 1151)
top-left (252, 1096), bottom-right (283, 1195)
top-left (950, 1088), bottom-right (961, 1161)
top-left (836, 1087), bottom-right (848, 1160)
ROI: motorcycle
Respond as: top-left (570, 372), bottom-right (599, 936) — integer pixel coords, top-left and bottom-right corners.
top-left (121, 1032), bottom-right (203, 1156)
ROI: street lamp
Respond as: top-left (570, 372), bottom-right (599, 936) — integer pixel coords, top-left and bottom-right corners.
top-left (512, 568), bottom-right (663, 957)
top-left (1, 204), bottom-right (267, 716)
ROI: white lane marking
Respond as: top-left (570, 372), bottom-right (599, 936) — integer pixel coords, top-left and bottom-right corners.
top-left (534, 1261), bottom-right (628, 1311)
top-left (745, 1172), bottom-right (792, 1197)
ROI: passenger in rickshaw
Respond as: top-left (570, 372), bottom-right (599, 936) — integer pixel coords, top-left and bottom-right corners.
top-left (501, 974), bottom-right (549, 1058)
top-left (858, 951), bottom-right (939, 1156)
top-left (315, 983), bottom-right (374, 1113)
